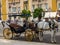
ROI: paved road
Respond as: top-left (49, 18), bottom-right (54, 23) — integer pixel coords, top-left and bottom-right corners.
top-left (0, 22), bottom-right (60, 45)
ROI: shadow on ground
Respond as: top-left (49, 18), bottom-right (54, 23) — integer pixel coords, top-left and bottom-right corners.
top-left (11, 34), bottom-right (60, 44)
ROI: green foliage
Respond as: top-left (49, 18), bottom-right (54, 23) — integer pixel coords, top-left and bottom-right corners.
top-left (21, 9), bottom-right (31, 19)
top-left (33, 8), bottom-right (43, 19)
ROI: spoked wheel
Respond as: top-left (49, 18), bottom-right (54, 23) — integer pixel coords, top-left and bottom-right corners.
top-left (3, 28), bottom-right (13, 39)
top-left (25, 29), bottom-right (33, 41)
top-left (38, 30), bottom-right (43, 42)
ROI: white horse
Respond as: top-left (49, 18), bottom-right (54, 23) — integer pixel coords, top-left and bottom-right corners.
top-left (37, 20), bottom-right (50, 41)
top-left (37, 19), bottom-right (58, 43)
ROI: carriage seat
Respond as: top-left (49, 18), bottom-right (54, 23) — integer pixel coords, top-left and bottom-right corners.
top-left (10, 23), bottom-right (22, 29)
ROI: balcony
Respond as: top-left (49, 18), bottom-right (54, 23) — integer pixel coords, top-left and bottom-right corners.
top-left (8, 0), bottom-right (20, 5)
top-left (8, 13), bottom-right (21, 16)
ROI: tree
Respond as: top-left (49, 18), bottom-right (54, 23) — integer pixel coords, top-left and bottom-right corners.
top-left (33, 8), bottom-right (43, 21)
top-left (21, 9), bottom-right (31, 20)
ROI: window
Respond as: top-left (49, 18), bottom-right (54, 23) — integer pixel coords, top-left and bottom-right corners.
top-left (0, 2), bottom-right (1, 20)
top-left (24, 5), bottom-right (27, 10)
top-left (12, 7), bottom-right (16, 12)
top-left (45, 3), bottom-right (48, 9)
top-left (57, 0), bottom-right (60, 1)
top-left (40, 4), bottom-right (42, 8)
top-left (32, 5), bottom-right (35, 12)
top-left (38, 0), bottom-right (41, 2)
top-left (58, 3), bottom-right (60, 9)
top-left (17, 7), bottom-right (20, 13)
top-left (9, 8), bottom-right (11, 12)
top-left (32, 0), bottom-right (34, 1)
top-left (37, 4), bottom-right (40, 8)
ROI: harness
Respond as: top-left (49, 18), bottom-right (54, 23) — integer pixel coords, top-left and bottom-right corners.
top-left (49, 20), bottom-right (56, 29)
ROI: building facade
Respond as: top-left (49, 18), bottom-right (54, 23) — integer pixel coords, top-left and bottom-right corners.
top-left (57, 0), bottom-right (60, 10)
top-left (0, 0), bottom-right (1, 20)
top-left (0, 0), bottom-right (60, 21)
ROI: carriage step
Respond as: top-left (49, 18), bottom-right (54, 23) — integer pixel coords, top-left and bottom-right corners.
top-left (13, 33), bottom-right (20, 36)
top-left (15, 35), bottom-right (20, 37)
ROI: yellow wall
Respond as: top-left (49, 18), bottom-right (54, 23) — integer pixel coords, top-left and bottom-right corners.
top-left (1, 0), bottom-right (7, 21)
top-left (20, 0), bottom-right (24, 11)
top-left (28, 0), bottom-right (32, 11)
top-left (8, 0), bottom-right (12, 2)
top-left (52, 0), bottom-right (57, 11)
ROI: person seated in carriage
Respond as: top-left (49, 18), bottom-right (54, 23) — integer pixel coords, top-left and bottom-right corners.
top-left (23, 19), bottom-right (30, 30)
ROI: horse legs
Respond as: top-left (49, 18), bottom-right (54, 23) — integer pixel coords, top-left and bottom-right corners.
top-left (39, 31), bottom-right (43, 41)
top-left (50, 29), bottom-right (56, 43)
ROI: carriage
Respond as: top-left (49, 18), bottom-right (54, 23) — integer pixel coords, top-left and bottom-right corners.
top-left (3, 15), bottom-right (34, 41)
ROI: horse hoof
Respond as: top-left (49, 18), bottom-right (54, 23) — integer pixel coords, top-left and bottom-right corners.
top-left (51, 41), bottom-right (56, 44)
top-left (54, 41), bottom-right (56, 44)
top-left (39, 38), bottom-right (43, 42)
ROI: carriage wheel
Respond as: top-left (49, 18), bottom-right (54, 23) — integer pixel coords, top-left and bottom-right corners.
top-left (3, 28), bottom-right (13, 39)
top-left (25, 29), bottom-right (33, 41)
top-left (38, 31), bottom-right (43, 42)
